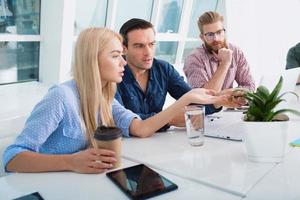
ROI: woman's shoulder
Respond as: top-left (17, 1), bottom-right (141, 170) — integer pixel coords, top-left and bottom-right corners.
top-left (44, 80), bottom-right (79, 107)
top-left (48, 80), bottom-right (78, 98)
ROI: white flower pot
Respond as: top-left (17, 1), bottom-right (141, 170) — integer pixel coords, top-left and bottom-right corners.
top-left (242, 121), bottom-right (289, 163)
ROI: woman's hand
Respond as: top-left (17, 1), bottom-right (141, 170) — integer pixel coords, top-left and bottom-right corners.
top-left (184, 88), bottom-right (229, 105)
top-left (216, 88), bottom-right (248, 108)
top-left (68, 148), bottom-right (116, 174)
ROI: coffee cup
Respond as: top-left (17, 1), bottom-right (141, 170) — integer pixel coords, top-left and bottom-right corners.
top-left (94, 126), bottom-right (122, 168)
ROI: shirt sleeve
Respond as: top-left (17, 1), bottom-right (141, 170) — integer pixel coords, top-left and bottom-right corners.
top-left (112, 99), bottom-right (140, 137)
top-left (166, 63), bottom-right (191, 100)
top-left (183, 53), bottom-right (209, 88)
top-left (2, 85), bottom-right (65, 170)
top-left (286, 47), bottom-right (300, 69)
top-left (205, 104), bottom-right (222, 115)
top-left (115, 88), bottom-right (157, 120)
top-left (234, 48), bottom-right (256, 91)
top-left (138, 112), bottom-right (157, 120)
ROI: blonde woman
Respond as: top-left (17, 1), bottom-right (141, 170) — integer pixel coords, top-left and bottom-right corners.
top-left (3, 28), bottom-right (227, 174)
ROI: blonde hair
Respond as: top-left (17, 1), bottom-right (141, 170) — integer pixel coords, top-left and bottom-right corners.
top-left (73, 27), bottom-right (122, 148)
top-left (197, 11), bottom-right (224, 33)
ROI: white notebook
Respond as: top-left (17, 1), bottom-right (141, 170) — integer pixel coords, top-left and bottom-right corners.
top-left (204, 112), bottom-right (244, 141)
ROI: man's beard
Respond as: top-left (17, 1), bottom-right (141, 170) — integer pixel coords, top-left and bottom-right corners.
top-left (204, 39), bottom-right (227, 54)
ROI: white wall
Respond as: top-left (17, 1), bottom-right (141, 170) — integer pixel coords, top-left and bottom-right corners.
top-left (225, 0), bottom-right (300, 84)
top-left (39, 0), bottom-right (75, 85)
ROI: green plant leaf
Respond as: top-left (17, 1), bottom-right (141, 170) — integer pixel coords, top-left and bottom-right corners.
top-left (265, 111), bottom-right (276, 121)
top-left (244, 95), bottom-right (253, 102)
top-left (244, 75), bottom-right (300, 122)
top-left (267, 109), bottom-right (300, 121)
top-left (256, 85), bottom-right (270, 99)
top-left (245, 113), bottom-right (256, 121)
top-left (247, 106), bottom-right (265, 121)
top-left (245, 92), bottom-right (265, 107)
top-left (278, 91), bottom-right (299, 101)
top-left (265, 99), bottom-right (285, 112)
top-left (267, 76), bottom-right (283, 103)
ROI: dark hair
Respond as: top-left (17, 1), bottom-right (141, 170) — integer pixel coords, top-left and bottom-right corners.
top-left (119, 18), bottom-right (154, 47)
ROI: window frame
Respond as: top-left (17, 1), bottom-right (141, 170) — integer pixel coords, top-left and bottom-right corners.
top-left (0, 0), bottom-right (41, 85)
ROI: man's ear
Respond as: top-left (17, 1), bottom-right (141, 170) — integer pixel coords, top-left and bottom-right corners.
top-left (123, 45), bottom-right (128, 55)
top-left (199, 34), bottom-right (205, 42)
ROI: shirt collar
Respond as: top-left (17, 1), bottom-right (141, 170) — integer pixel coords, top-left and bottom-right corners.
top-left (122, 61), bottom-right (155, 83)
top-left (149, 60), bottom-right (154, 81)
top-left (122, 65), bottom-right (136, 83)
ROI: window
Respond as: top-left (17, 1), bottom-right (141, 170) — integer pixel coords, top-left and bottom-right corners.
top-left (181, 0), bottom-right (219, 63)
top-left (114, 0), bottom-right (153, 32)
top-left (187, 0), bottom-right (218, 38)
top-left (156, 42), bottom-right (178, 64)
top-left (0, 0), bottom-right (224, 85)
top-left (157, 0), bottom-right (183, 33)
top-left (0, 0), bottom-right (40, 85)
top-left (182, 41), bottom-right (200, 63)
top-left (74, 0), bottom-right (107, 35)
top-left (73, 0), bottom-right (222, 69)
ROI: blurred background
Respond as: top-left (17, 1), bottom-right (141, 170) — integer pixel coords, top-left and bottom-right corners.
top-left (0, 0), bottom-right (299, 86)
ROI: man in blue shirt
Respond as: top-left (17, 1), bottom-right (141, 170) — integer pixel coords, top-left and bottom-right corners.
top-left (286, 42), bottom-right (300, 85)
top-left (115, 18), bottom-right (240, 131)
top-left (286, 42), bottom-right (300, 70)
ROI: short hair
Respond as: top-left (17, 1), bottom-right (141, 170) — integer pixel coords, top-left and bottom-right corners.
top-left (197, 11), bottom-right (224, 34)
top-left (119, 18), bottom-right (154, 47)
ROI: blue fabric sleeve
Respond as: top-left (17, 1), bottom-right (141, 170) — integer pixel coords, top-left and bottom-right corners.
top-left (164, 63), bottom-right (221, 116)
top-left (2, 85), bottom-right (65, 169)
top-left (205, 104), bottom-right (222, 115)
top-left (136, 112), bottom-right (156, 120)
top-left (112, 99), bottom-right (140, 137)
top-left (166, 63), bottom-right (191, 100)
top-left (286, 47), bottom-right (300, 69)
top-left (115, 90), bottom-right (156, 120)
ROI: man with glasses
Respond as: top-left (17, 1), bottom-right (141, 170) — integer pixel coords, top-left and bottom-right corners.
top-left (184, 11), bottom-right (255, 92)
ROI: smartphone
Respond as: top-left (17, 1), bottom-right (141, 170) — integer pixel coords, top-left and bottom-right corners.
top-left (13, 192), bottom-right (44, 200)
top-left (106, 164), bottom-right (178, 200)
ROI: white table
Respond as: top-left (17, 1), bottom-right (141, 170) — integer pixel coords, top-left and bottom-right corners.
top-left (1, 101), bottom-right (300, 199)
top-left (245, 148), bottom-right (300, 200)
top-left (122, 127), bottom-right (275, 197)
top-left (0, 159), bottom-right (240, 200)
top-left (121, 110), bottom-right (300, 198)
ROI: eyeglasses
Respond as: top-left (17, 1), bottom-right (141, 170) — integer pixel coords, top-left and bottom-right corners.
top-left (203, 29), bottom-right (226, 41)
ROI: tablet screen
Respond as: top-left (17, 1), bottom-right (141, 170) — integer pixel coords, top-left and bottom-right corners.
top-left (106, 164), bottom-right (178, 200)
top-left (13, 192), bottom-right (44, 200)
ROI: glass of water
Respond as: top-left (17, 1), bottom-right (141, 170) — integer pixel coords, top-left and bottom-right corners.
top-left (185, 105), bottom-right (205, 146)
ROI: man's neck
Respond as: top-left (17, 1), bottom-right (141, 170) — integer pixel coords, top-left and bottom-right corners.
top-left (127, 63), bottom-right (149, 80)
top-left (127, 63), bottom-right (149, 93)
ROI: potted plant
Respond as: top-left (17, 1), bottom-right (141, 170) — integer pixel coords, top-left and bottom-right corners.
top-left (242, 76), bottom-right (300, 163)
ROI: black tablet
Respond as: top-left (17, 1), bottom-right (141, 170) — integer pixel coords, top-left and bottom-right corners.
top-left (13, 192), bottom-right (44, 200)
top-left (106, 164), bottom-right (178, 200)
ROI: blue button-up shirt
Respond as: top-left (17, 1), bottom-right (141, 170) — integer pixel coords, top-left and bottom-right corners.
top-left (115, 58), bottom-right (220, 121)
top-left (3, 80), bottom-right (139, 169)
